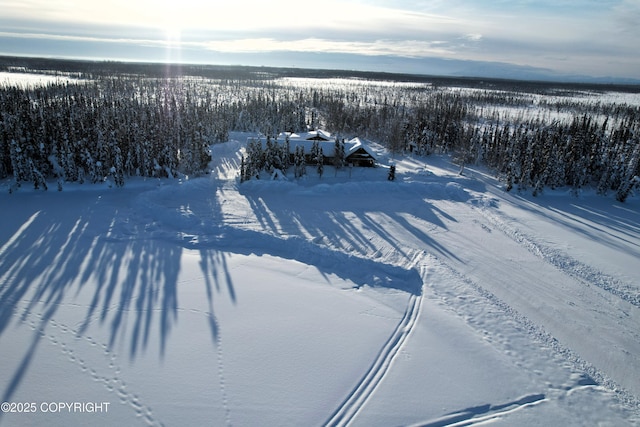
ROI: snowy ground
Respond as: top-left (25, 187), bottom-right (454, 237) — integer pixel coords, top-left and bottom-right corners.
top-left (1, 133), bottom-right (639, 426)
top-left (0, 71), bottom-right (80, 87)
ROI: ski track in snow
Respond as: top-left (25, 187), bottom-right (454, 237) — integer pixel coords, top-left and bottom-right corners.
top-left (131, 176), bottom-right (429, 427)
top-left (409, 393), bottom-right (547, 427)
top-left (461, 194), bottom-right (640, 410)
top-left (121, 164), bottom-right (431, 426)
top-left (216, 179), bottom-right (636, 421)
top-left (324, 260), bottom-right (426, 427)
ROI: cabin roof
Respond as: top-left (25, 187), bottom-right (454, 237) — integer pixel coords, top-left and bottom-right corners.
top-left (259, 132), bottom-right (377, 161)
top-left (279, 130), bottom-right (333, 141)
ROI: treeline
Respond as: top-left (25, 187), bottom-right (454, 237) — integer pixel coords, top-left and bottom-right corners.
top-left (387, 89), bottom-right (640, 201)
top-left (0, 75), bottom-right (385, 190)
top-left (5, 55), bottom-right (640, 93)
top-left (0, 78), bottom-right (225, 190)
top-left (1, 70), bottom-right (639, 200)
top-left (458, 114), bottom-right (639, 202)
top-left (317, 86), bottom-right (640, 201)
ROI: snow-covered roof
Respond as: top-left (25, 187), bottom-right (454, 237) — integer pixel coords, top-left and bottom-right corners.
top-left (346, 137), bottom-right (377, 160)
top-left (259, 132), bottom-right (376, 161)
top-left (277, 130), bottom-right (333, 141)
top-left (289, 139), bottom-right (336, 156)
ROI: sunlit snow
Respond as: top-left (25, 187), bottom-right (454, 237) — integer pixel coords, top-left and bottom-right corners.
top-left (1, 134), bottom-right (638, 426)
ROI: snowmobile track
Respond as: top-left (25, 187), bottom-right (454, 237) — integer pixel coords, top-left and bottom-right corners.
top-left (426, 252), bottom-right (640, 413)
top-left (473, 201), bottom-right (640, 308)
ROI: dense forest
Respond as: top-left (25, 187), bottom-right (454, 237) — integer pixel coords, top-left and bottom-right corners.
top-left (1, 57), bottom-right (639, 200)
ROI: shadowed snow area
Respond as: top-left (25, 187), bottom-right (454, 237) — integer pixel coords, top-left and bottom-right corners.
top-left (1, 135), bottom-right (638, 426)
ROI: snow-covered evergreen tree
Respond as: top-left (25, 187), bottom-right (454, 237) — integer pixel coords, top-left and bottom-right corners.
top-left (294, 145), bottom-right (306, 179)
top-left (317, 147), bottom-right (324, 179)
top-left (333, 137), bottom-right (345, 174)
top-left (10, 138), bottom-right (29, 184)
top-left (310, 140), bottom-right (320, 167)
top-left (282, 136), bottom-right (291, 173)
top-left (388, 163), bottom-right (396, 181)
top-left (245, 138), bottom-right (265, 179)
top-left (616, 140), bottom-right (640, 202)
top-left (29, 159), bottom-right (48, 191)
top-left (111, 142), bottom-right (125, 187)
top-left (240, 155), bottom-right (247, 183)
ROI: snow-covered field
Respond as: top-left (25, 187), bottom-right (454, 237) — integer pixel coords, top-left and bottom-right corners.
top-left (0, 71), bottom-right (80, 87)
top-left (1, 134), bottom-right (639, 426)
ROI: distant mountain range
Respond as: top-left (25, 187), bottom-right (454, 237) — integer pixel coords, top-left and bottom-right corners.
top-left (240, 51), bottom-right (640, 85)
top-left (1, 53), bottom-right (639, 87)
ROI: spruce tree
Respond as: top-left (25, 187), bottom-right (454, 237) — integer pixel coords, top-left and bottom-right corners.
top-left (10, 139), bottom-right (29, 184)
top-left (616, 142), bottom-right (640, 202)
top-left (240, 155), bottom-right (247, 183)
top-left (388, 163), bottom-right (396, 181)
top-left (333, 137), bottom-right (345, 175)
top-left (282, 136), bottom-right (291, 173)
top-left (29, 159), bottom-right (48, 191)
top-left (111, 143), bottom-right (125, 187)
top-left (317, 147), bottom-right (324, 179)
top-left (294, 145), bottom-right (306, 179)
top-left (311, 140), bottom-right (320, 166)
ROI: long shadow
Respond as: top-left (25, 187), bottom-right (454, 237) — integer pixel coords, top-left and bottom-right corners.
top-left (418, 393), bottom-right (546, 427)
top-left (0, 173), bottom-right (477, 410)
top-left (0, 182), bottom-right (232, 404)
top-left (200, 249), bottom-right (236, 306)
top-left (1, 193), bottom-right (111, 403)
top-left (388, 211), bottom-right (462, 262)
top-left (547, 202), bottom-right (640, 255)
top-left (505, 192), bottom-right (640, 265)
top-left (188, 227), bottom-right (424, 296)
top-left (240, 179), bottom-right (468, 265)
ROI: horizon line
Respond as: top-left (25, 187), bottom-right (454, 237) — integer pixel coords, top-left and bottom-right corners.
top-left (2, 53), bottom-right (640, 88)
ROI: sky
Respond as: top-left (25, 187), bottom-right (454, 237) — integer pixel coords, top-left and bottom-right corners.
top-left (1, 0), bottom-right (639, 82)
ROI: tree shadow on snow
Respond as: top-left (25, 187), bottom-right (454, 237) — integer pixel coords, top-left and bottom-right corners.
top-left (0, 186), bottom-right (234, 405)
top-left (239, 180), bottom-right (466, 265)
top-left (0, 175), bottom-right (475, 407)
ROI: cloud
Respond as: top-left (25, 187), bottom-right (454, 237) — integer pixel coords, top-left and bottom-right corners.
top-left (463, 34), bottom-right (482, 42)
top-left (202, 37), bottom-right (457, 58)
top-left (612, 0), bottom-right (640, 35)
top-left (0, 30), bottom-right (165, 48)
top-left (0, 0), bottom-right (639, 80)
top-left (0, 0), bottom-right (458, 34)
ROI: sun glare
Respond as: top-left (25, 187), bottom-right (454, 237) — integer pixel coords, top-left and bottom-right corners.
top-left (165, 27), bottom-right (182, 44)
top-left (149, 0), bottom-right (328, 32)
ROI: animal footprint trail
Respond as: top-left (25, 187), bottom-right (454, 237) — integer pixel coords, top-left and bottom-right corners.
top-left (181, 305), bottom-right (233, 426)
top-left (16, 305), bottom-right (163, 426)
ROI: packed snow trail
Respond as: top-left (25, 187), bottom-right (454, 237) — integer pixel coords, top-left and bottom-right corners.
top-left (453, 195), bottom-right (640, 402)
top-left (472, 195), bottom-right (640, 308)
